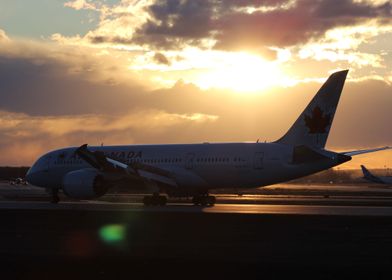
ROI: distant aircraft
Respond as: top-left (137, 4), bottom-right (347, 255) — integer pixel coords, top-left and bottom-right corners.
top-left (26, 70), bottom-right (390, 205)
top-left (10, 177), bottom-right (28, 185)
top-left (361, 165), bottom-right (392, 185)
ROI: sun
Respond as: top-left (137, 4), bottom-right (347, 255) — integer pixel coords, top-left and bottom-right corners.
top-left (192, 51), bottom-right (285, 93)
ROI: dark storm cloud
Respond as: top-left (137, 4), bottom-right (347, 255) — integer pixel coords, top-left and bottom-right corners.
top-left (131, 0), bottom-right (215, 49)
top-left (126, 0), bottom-right (392, 51)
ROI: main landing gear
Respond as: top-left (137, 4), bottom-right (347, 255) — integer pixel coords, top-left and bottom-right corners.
top-left (143, 193), bottom-right (167, 206)
top-left (51, 189), bottom-right (60, 204)
top-left (192, 195), bottom-right (216, 206)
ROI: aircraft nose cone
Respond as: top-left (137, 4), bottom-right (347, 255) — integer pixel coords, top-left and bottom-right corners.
top-left (25, 167), bottom-right (38, 186)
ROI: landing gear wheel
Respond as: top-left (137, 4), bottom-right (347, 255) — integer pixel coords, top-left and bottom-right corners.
top-left (206, 195), bottom-right (216, 206)
top-left (51, 189), bottom-right (60, 204)
top-left (192, 196), bottom-right (201, 205)
top-left (192, 195), bottom-right (215, 206)
top-left (200, 196), bottom-right (208, 206)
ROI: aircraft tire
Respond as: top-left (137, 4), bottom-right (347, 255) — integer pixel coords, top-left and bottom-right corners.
top-left (50, 189), bottom-right (60, 204)
top-left (192, 196), bottom-right (201, 205)
top-left (51, 196), bottom-right (60, 204)
top-left (200, 196), bottom-right (208, 206)
top-left (207, 195), bottom-right (216, 206)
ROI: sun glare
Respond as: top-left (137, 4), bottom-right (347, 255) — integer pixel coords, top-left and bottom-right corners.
top-left (129, 49), bottom-right (288, 93)
top-left (192, 52), bottom-right (285, 93)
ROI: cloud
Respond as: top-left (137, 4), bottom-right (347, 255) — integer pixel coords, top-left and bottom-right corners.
top-left (0, 36), bottom-right (156, 116)
top-left (153, 52), bottom-right (171, 65)
top-left (64, 0), bottom-right (98, 11)
top-left (214, 0), bottom-right (391, 50)
top-left (58, 0), bottom-right (392, 70)
top-left (0, 55), bottom-right (146, 116)
top-left (126, 0), bottom-right (391, 51)
top-left (0, 29), bottom-right (10, 42)
top-left (52, 0), bottom-right (392, 81)
top-left (0, 109), bottom-right (219, 165)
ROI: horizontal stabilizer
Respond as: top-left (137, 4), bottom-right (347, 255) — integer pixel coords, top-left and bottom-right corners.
top-left (342, 146), bottom-right (390, 157)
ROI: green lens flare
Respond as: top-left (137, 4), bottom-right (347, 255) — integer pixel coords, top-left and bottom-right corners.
top-left (99, 224), bottom-right (126, 243)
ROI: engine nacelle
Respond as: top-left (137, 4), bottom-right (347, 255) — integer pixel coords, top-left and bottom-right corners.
top-left (62, 169), bottom-right (108, 199)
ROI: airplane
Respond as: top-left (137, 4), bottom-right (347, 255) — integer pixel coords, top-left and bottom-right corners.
top-left (10, 177), bottom-right (28, 185)
top-left (26, 70), bottom-right (390, 205)
top-left (361, 165), bottom-right (392, 185)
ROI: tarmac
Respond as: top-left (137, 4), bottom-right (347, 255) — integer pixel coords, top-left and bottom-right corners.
top-left (1, 183), bottom-right (392, 279)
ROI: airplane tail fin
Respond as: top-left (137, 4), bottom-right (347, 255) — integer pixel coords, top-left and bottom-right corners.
top-left (361, 165), bottom-right (373, 178)
top-left (360, 165), bottom-right (382, 183)
top-left (276, 70), bottom-right (348, 148)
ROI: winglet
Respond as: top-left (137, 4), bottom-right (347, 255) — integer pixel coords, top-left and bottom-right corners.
top-left (342, 146), bottom-right (390, 156)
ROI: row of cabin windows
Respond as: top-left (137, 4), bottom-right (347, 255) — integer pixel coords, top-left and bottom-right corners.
top-left (128, 158), bottom-right (182, 164)
top-left (197, 157), bottom-right (229, 163)
top-left (129, 157), bottom-right (246, 164)
top-left (54, 157), bottom-right (247, 165)
top-left (196, 157), bottom-right (246, 163)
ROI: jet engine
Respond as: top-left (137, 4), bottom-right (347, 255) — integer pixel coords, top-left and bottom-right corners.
top-left (62, 169), bottom-right (108, 199)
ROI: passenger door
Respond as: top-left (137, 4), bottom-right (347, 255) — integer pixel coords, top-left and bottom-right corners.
top-left (44, 155), bottom-right (52, 172)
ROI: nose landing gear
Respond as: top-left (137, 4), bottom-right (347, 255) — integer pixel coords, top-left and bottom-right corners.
top-left (50, 189), bottom-right (60, 204)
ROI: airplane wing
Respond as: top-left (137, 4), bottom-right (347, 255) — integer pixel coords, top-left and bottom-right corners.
top-left (341, 146), bottom-right (390, 157)
top-left (75, 144), bottom-right (177, 187)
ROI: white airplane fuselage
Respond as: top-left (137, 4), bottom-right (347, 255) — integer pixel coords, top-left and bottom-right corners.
top-left (27, 142), bottom-right (349, 196)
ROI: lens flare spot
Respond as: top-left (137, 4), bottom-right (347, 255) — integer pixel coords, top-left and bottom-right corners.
top-left (99, 224), bottom-right (126, 244)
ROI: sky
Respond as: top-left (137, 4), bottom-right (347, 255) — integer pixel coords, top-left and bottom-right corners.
top-left (0, 0), bottom-right (391, 168)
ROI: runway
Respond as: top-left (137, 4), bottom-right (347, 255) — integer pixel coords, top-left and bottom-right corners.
top-left (1, 200), bottom-right (392, 216)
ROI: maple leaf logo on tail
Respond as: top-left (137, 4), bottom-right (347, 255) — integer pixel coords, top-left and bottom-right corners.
top-left (304, 106), bottom-right (331, 134)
